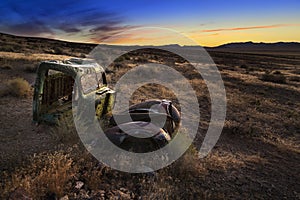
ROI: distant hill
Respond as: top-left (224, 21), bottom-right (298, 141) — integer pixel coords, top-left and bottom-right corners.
top-left (0, 32), bottom-right (96, 57)
top-left (210, 41), bottom-right (300, 52)
top-left (1, 32), bottom-right (300, 55)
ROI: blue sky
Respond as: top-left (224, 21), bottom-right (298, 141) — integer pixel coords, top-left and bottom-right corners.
top-left (0, 0), bottom-right (299, 46)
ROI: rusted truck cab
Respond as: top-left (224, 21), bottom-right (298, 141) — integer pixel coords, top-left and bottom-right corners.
top-left (32, 58), bottom-right (114, 124)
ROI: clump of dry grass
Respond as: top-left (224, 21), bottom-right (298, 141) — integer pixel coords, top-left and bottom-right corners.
top-left (0, 110), bottom-right (220, 199)
top-left (51, 113), bottom-right (81, 145)
top-left (1, 151), bottom-right (78, 199)
top-left (0, 78), bottom-right (31, 98)
top-left (0, 52), bottom-right (71, 68)
top-left (0, 142), bottom-right (264, 199)
top-left (0, 143), bottom-right (112, 199)
top-left (0, 65), bottom-right (12, 70)
top-left (224, 119), bottom-right (260, 138)
top-left (260, 71), bottom-right (286, 84)
top-left (144, 146), bottom-right (265, 200)
top-left (140, 146), bottom-right (210, 199)
top-left (240, 64), bottom-right (248, 69)
top-left (128, 83), bottom-right (179, 106)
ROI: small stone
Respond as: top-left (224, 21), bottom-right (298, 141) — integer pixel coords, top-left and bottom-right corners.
top-left (75, 181), bottom-right (84, 189)
top-left (99, 190), bottom-right (105, 194)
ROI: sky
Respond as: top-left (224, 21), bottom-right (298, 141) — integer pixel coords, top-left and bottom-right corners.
top-left (0, 0), bottom-right (299, 46)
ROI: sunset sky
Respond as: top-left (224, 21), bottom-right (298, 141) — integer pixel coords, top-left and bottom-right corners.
top-left (0, 0), bottom-right (299, 46)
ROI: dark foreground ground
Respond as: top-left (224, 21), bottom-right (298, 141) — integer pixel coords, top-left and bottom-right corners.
top-left (0, 47), bottom-right (299, 199)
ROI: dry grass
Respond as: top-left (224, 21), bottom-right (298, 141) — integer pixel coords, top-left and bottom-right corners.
top-left (289, 75), bottom-right (300, 82)
top-left (50, 113), bottom-right (81, 145)
top-left (138, 147), bottom-right (262, 199)
top-left (0, 117), bottom-right (210, 199)
top-left (0, 51), bottom-right (69, 60)
top-left (202, 151), bottom-right (266, 171)
top-left (0, 52), bottom-right (71, 73)
top-left (1, 151), bottom-right (77, 199)
top-left (1, 47), bottom-right (299, 199)
top-left (130, 83), bottom-right (178, 105)
top-left (0, 78), bottom-right (31, 98)
top-left (0, 142), bottom-right (267, 199)
top-left (0, 65), bottom-right (12, 70)
top-left (1, 146), bottom-right (202, 199)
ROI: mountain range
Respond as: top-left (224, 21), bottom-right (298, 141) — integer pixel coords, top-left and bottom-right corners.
top-left (1, 32), bottom-right (300, 55)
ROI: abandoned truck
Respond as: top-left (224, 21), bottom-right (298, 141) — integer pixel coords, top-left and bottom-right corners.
top-left (33, 58), bottom-right (180, 151)
top-left (32, 58), bottom-right (114, 124)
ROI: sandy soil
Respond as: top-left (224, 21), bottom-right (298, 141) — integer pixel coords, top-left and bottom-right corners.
top-left (0, 50), bottom-right (299, 199)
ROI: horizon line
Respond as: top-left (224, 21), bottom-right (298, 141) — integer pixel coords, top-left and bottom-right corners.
top-left (1, 31), bottom-right (300, 48)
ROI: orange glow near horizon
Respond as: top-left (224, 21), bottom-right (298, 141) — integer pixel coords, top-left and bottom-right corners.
top-left (59, 24), bottom-right (300, 47)
top-left (2, 0), bottom-right (300, 48)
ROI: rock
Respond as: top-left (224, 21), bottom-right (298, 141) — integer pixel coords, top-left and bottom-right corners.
top-left (75, 181), bottom-right (84, 189)
top-left (119, 187), bottom-right (127, 192)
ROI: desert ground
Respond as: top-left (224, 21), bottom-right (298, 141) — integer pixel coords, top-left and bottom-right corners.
top-left (0, 34), bottom-right (299, 199)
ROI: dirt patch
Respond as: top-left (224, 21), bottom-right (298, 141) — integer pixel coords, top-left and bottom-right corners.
top-left (0, 50), bottom-right (299, 199)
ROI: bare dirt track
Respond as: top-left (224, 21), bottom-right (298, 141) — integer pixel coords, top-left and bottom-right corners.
top-left (0, 48), bottom-right (299, 199)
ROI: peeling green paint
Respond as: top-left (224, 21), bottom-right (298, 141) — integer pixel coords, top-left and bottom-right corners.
top-left (32, 59), bottom-right (115, 124)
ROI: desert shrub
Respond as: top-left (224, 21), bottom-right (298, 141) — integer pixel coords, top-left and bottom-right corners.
top-left (115, 54), bottom-right (130, 62)
top-left (51, 113), bottom-right (81, 145)
top-left (53, 47), bottom-right (64, 55)
top-left (114, 56), bottom-right (124, 63)
top-left (0, 65), bottom-right (12, 70)
top-left (247, 66), bottom-right (256, 71)
top-left (136, 56), bottom-right (148, 63)
top-left (79, 53), bottom-right (86, 58)
top-left (291, 69), bottom-right (300, 75)
top-left (240, 64), bottom-right (248, 69)
top-left (260, 71), bottom-right (286, 84)
top-left (0, 45), bottom-right (15, 52)
top-left (0, 78), bottom-right (31, 97)
top-left (122, 54), bottom-right (131, 61)
top-left (224, 119), bottom-right (260, 138)
top-left (114, 62), bottom-right (124, 69)
top-left (272, 70), bottom-right (282, 75)
top-left (289, 76), bottom-right (300, 82)
top-left (1, 151), bottom-right (78, 199)
top-left (8, 78), bottom-right (32, 97)
top-left (0, 130), bottom-right (217, 199)
top-left (140, 146), bottom-right (210, 199)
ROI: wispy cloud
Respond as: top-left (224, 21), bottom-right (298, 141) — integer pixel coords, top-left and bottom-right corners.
top-left (91, 28), bottom-right (184, 45)
top-left (0, 1), bottom-right (138, 42)
top-left (201, 24), bottom-right (300, 33)
top-left (89, 24), bottom-right (140, 42)
top-left (2, 20), bottom-right (54, 36)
